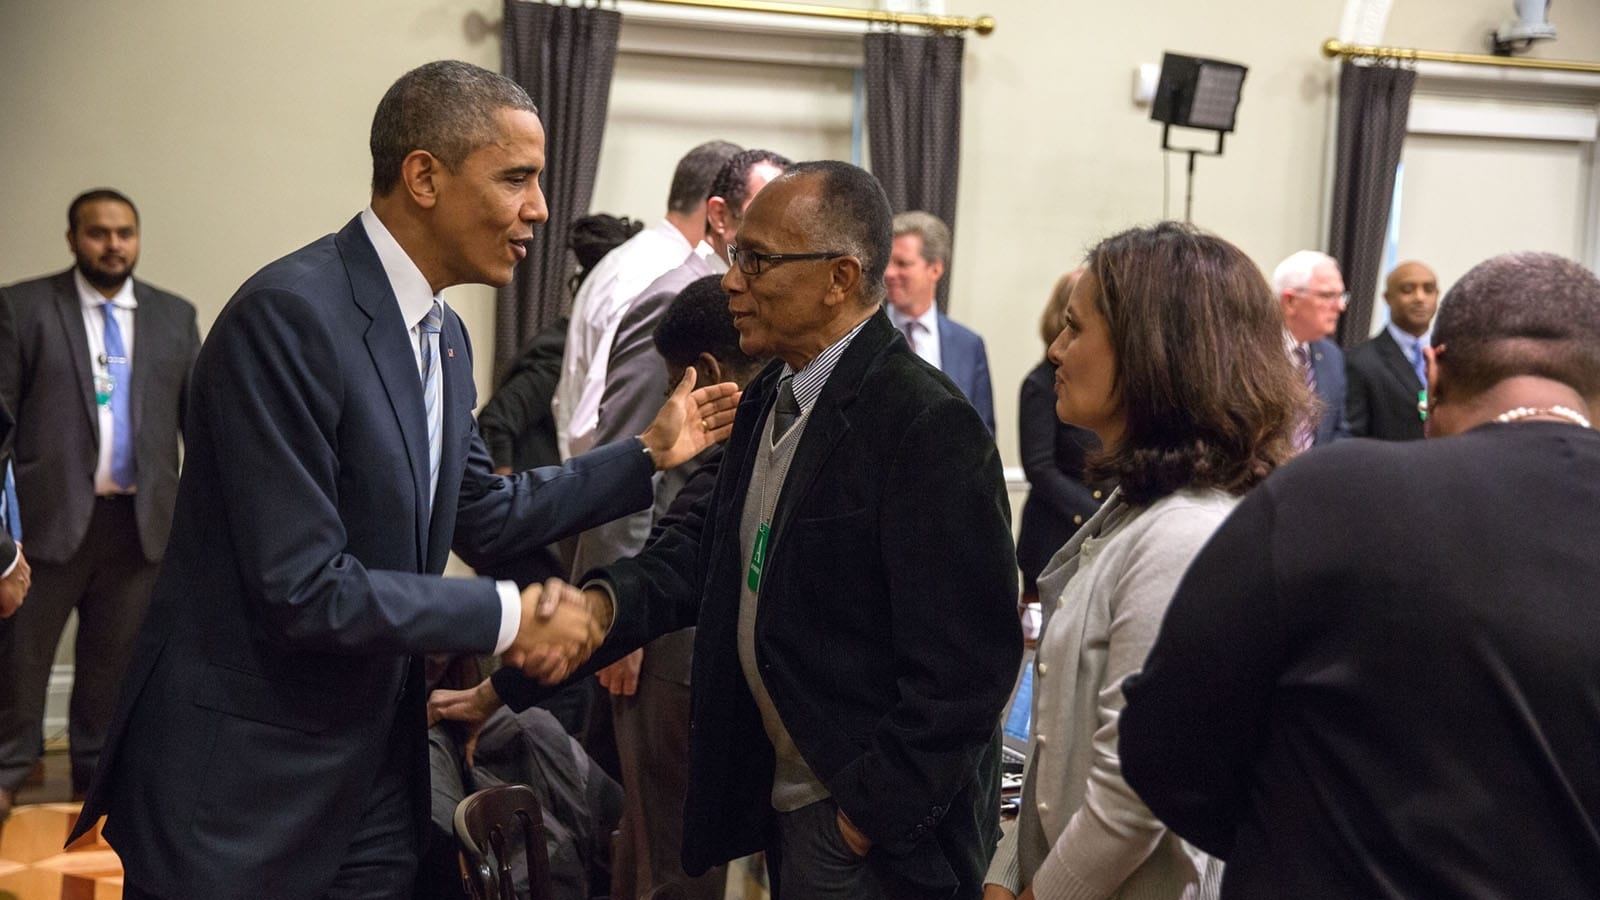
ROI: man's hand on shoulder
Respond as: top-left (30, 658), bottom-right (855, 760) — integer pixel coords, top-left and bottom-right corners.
top-left (640, 368), bottom-right (741, 470)
top-left (502, 578), bottom-right (613, 682)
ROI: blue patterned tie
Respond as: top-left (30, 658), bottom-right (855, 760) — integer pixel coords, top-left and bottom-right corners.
top-left (1410, 341), bottom-right (1428, 388)
top-left (420, 300), bottom-right (443, 512)
top-left (1, 459), bottom-right (19, 543)
top-left (102, 302), bottom-right (135, 489)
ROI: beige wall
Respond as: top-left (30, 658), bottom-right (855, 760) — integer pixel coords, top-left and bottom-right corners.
top-left (2, 0), bottom-right (1597, 470)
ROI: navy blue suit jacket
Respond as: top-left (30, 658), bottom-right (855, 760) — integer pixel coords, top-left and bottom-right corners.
top-left (937, 314), bottom-right (995, 435)
top-left (1308, 338), bottom-right (1350, 446)
top-left (72, 217), bottom-right (655, 897)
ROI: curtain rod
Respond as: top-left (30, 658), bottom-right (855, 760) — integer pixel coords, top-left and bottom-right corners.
top-left (1322, 38), bottom-right (1600, 75)
top-left (625, 0), bottom-right (996, 36)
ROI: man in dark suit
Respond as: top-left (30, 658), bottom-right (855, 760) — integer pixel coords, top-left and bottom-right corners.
top-left (1273, 250), bottom-right (1351, 446)
top-left (1346, 260), bottom-right (1440, 440)
top-left (0, 189), bottom-right (200, 812)
top-left (488, 162), bottom-right (1020, 899)
top-left (1122, 250), bottom-right (1600, 899)
top-left (883, 210), bottom-right (996, 434)
top-left (67, 61), bottom-right (736, 900)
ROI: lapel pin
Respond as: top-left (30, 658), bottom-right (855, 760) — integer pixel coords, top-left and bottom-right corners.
top-left (447, 348), bottom-right (455, 359)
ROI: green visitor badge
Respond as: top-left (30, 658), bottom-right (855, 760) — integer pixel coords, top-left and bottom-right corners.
top-left (748, 522), bottom-right (770, 591)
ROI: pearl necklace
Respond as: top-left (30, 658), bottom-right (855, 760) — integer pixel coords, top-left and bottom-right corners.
top-left (1493, 405), bottom-right (1592, 428)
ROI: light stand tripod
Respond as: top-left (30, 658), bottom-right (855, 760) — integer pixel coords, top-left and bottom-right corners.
top-left (1161, 123), bottom-right (1227, 223)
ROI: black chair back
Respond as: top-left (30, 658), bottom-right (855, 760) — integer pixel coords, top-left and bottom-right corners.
top-left (454, 784), bottom-right (553, 900)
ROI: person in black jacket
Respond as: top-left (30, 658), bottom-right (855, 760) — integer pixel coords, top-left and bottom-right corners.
top-left (434, 275), bottom-right (767, 900)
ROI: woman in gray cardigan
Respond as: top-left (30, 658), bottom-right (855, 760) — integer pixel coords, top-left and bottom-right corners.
top-left (984, 223), bottom-right (1306, 900)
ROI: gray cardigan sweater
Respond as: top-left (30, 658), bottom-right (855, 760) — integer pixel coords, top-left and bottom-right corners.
top-left (986, 487), bottom-right (1232, 900)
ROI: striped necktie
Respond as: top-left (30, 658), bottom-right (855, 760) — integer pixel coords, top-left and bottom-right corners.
top-left (420, 300), bottom-right (443, 512)
top-left (1294, 345), bottom-right (1316, 450)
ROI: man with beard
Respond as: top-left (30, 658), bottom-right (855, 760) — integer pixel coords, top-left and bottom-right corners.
top-left (0, 189), bottom-right (200, 826)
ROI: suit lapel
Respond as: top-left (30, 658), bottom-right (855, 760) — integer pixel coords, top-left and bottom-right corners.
top-left (768, 311), bottom-right (892, 544)
top-left (336, 220), bottom-right (431, 568)
top-left (1378, 331), bottom-right (1422, 392)
top-left (51, 273), bottom-right (99, 438)
top-left (128, 282), bottom-right (155, 446)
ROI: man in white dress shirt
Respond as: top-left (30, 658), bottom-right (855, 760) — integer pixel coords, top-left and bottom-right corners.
top-left (554, 140), bottom-right (741, 458)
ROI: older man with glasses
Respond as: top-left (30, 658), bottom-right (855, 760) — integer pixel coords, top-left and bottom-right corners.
top-left (476, 161), bottom-right (1021, 900)
top-left (1274, 250), bottom-right (1352, 447)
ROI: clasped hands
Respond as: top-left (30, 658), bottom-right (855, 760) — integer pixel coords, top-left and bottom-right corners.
top-left (502, 577), bottom-right (614, 683)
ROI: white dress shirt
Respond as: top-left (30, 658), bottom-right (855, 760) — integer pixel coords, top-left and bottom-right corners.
top-left (76, 269), bottom-right (137, 496)
top-left (360, 208), bottom-right (520, 655)
top-left (554, 218), bottom-right (692, 459)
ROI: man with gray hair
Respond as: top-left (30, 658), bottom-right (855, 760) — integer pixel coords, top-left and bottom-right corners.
top-left (479, 162), bottom-right (1021, 899)
top-left (1123, 250), bottom-right (1600, 898)
top-left (883, 210), bottom-right (995, 434)
top-left (577, 147), bottom-right (789, 900)
top-left (69, 60), bottom-right (738, 899)
top-left (1273, 249), bottom-right (1350, 446)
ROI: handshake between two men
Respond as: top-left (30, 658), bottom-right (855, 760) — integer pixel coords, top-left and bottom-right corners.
top-left (496, 365), bottom-right (737, 685)
top-left (503, 578), bottom-right (613, 684)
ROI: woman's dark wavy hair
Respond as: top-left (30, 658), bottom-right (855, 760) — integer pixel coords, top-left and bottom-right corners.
top-left (1081, 222), bottom-right (1306, 506)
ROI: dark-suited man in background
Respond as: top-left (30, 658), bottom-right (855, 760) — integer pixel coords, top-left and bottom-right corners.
top-left (883, 210), bottom-right (996, 434)
top-left (1346, 260), bottom-right (1440, 440)
top-left (0, 189), bottom-right (200, 817)
top-left (487, 162), bottom-right (1021, 899)
top-left (1273, 250), bottom-right (1351, 447)
top-left (69, 60), bottom-right (736, 900)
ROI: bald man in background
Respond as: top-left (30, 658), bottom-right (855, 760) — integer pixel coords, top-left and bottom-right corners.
top-left (1346, 261), bottom-right (1441, 441)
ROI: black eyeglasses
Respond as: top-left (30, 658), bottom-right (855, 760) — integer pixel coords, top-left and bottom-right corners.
top-left (727, 243), bottom-right (848, 277)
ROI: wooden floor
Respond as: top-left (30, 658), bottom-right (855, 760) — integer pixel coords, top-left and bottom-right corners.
top-left (2, 751), bottom-right (122, 900)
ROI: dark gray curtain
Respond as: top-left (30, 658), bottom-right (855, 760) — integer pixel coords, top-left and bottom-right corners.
top-left (496, 0), bottom-right (620, 381)
top-left (864, 31), bottom-right (964, 313)
top-left (1329, 60), bottom-right (1415, 348)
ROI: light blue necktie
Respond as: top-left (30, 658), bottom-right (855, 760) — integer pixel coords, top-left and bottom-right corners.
top-left (420, 300), bottom-right (443, 512)
top-left (1410, 340), bottom-right (1428, 388)
top-left (102, 302), bottom-right (135, 489)
top-left (1, 459), bottom-right (20, 543)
